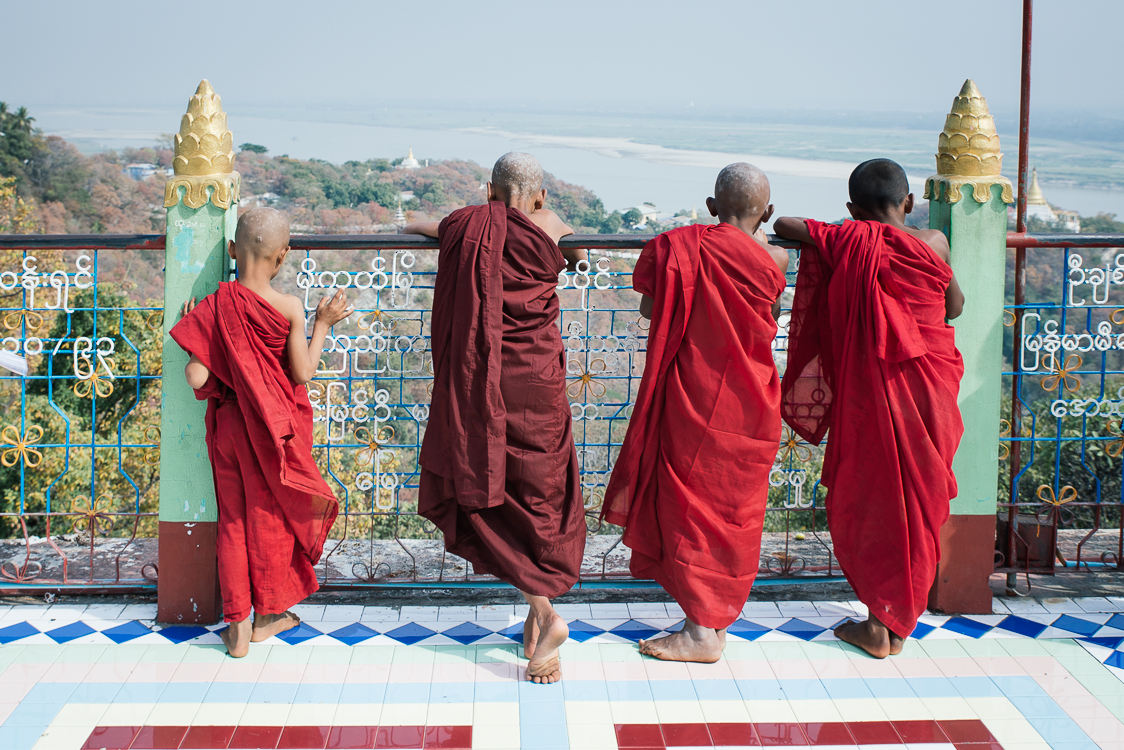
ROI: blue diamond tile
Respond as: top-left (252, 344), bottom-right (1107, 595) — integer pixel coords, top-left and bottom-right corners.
top-left (941, 617), bottom-right (992, 638)
top-left (328, 622), bottom-right (379, 646)
top-left (157, 625), bottom-right (212, 644)
top-left (910, 621), bottom-right (936, 639)
top-left (996, 615), bottom-right (1048, 638)
top-left (728, 619), bottom-right (769, 641)
top-left (566, 620), bottom-right (605, 643)
top-left (1051, 614), bottom-right (1102, 637)
top-left (0, 621), bottom-right (39, 644)
top-left (275, 622), bottom-right (323, 645)
top-left (100, 620), bottom-right (153, 644)
top-left (1107, 614), bottom-right (1124, 631)
top-left (1080, 636), bottom-right (1124, 650)
top-left (495, 622), bottom-right (525, 641)
top-left (440, 622), bottom-right (493, 645)
top-left (609, 620), bottom-right (659, 642)
top-left (777, 618), bottom-right (826, 641)
top-left (45, 621), bottom-right (95, 644)
top-left (385, 622), bottom-right (436, 645)
top-left (1105, 651), bottom-right (1124, 670)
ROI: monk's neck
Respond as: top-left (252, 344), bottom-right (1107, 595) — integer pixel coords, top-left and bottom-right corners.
top-left (718, 217), bottom-right (761, 237)
top-left (234, 267), bottom-right (278, 296)
top-left (496, 198), bottom-right (536, 216)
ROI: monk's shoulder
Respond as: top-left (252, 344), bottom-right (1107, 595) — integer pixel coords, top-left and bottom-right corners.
top-left (274, 294), bottom-right (306, 326)
top-left (901, 226), bottom-right (951, 264)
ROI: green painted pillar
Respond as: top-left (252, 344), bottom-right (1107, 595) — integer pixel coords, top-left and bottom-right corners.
top-left (156, 80), bottom-right (240, 624)
top-left (923, 80), bottom-right (1013, 614)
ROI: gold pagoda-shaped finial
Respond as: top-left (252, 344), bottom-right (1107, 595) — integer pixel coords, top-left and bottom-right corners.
top-left (924, 79), bottom-right (1013, 204)
top-left (163, 80), bottom-right (241, 210)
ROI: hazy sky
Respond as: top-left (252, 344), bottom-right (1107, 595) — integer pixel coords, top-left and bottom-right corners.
top-left (5, 0), bottom-right (1122, 118)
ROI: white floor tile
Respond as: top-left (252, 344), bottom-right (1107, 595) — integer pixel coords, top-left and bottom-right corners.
top-left (436, 606), bottom-right (476, 622)
top-left (743, 602), bottom-right (781, 618)
top-left (476, 605), bottom-right (515, 621)
top-left (1038, 597), bottom-right (1084, 614)
top-left (320, 605), bottom-right (365, 621)
top-left (360, 606), bottom-right (399, 622)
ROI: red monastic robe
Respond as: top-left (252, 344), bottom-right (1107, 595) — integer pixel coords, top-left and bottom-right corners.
top-left (170, 282), bottom-right (339, 622)
top-left (781, 220), bottom-right (964, 638)
top-left (419, 202), bottom-right (585, 598)
top-left (603, 224), bottom-right (786, 628)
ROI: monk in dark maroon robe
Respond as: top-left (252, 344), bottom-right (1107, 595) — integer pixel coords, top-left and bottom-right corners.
top-left (404, 153), bottom-right (587, 683)
top-left (776, 159), bottom-right (965, 659)
top-left (604, 164), bottom-right (790, 663)
top-left (171, 208), bottom-right (351, 658)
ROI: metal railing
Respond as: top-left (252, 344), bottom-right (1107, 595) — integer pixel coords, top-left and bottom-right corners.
top-left (0, 233), bottom-right (833, 591)
top-left (1001, 233), bottom-right (1124, 578)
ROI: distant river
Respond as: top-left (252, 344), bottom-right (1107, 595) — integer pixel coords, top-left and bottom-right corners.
top-left (37, 107), bottom-right (1124, 228)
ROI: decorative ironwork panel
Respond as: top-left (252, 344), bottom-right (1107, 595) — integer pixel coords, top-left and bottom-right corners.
top-left (1004, 239), bottom-right (1124, 574)
top-left (284, 239), bottom-right (833, 586)
top-left (0, 245), bottom-right (162, 587)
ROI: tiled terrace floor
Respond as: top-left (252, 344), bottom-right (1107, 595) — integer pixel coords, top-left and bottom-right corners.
top-left (3, 597), bottom-right (1124, 750)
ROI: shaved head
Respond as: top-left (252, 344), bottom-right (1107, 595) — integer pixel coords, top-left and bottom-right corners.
top-left (491, 152), bottom-right (543, 199)
top-left (849, 159), bottom-right (909, 213)
top-left (234, 207), bottom-right (290, 259)
top-left (713, 162), bottom-right (770, 219)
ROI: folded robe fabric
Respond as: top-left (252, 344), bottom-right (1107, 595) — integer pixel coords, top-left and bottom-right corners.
top-left (603, 223), bottom-right (786, 628)
top-left (170, 282), bottom-right (339, 617)
top-left (781, 219), bottom-right (964, 638)
top-left (419, 202), bottom-right (585, 598)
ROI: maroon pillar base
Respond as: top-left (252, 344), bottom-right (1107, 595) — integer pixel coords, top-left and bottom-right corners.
top-left (157, 521), bottom-right (222, 625)
top-left (928, 514), bottom-right (995, 615)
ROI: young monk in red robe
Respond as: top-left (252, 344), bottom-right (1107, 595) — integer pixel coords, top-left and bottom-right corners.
top-left (775, 159), bottom-right (965, 659)
top-left (602, 163), bottom-right (789, 663)
top-left (403, 153), bottom-right (588, 683)
top-left (171, 207), bottom-right (351, 658)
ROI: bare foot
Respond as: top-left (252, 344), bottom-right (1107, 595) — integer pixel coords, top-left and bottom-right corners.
top-left (526, 612), bottom-right (568, 684)
top-left (250, 611), bottom-right (300, 642)
top-left (221, 618), bottom-right (251, 658)
top-left (834, 618), bottom-right (891, 659)
top-left (718, 628), bottom-right (727, 651)
top-left (889, 633), bottom-right (905, 656)
top-left (523, 609), bottom-right (539, 660)
top-left (638, 618), bottom-right (722, 663)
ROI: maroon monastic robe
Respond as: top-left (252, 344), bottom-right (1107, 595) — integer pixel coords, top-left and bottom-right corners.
top-left (170, 282), bottom-right (338, 622)
top-left (603, 224), bottom-right (786, 628)
top-left (781, 220), bottom-right (964, 638)
top-left (419, 202), bottom-right (585, 597)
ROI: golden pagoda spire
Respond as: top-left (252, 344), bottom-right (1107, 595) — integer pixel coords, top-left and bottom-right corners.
top-left (924, 79), bottom-right (1013, 204)
top-left (163, 80), bottom-right (241, 210)
top-left (1026, 168), bottom-right (1047, 205)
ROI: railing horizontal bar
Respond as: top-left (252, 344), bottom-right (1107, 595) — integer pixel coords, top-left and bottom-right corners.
top-left (1007, 232), bottom-right (1124, 249)
top-left (319, 575), bottom-right (850, 590)
top-left (0, 234), bottom-right (166, 249)
top-left (0, 584), bottom-right (156, 595)
top-left (0, 233), bottom-right (804, 251)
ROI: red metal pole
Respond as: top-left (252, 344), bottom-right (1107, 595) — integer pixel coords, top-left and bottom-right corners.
top-left (1007, 0), bottom-right (1032, 583)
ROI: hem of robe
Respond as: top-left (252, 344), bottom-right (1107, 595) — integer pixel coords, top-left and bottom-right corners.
top-left (628, 551), bottom-right (755, 630)
top-left (418, 468), bottom-right (584, 599)
top-left (221, 576), bottom-right (319, 624)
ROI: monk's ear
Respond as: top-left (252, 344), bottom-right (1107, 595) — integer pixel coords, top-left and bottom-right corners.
top-left (534, 188), bottom-right (546, 211)
top-left (277, 245), bottom-right (291, 266)
top-left (486, 182), bottom-right (496, 202)
top-left (227, 240), bottom-right (237, 260)
top-left (760, 204), bottom-right (775, 225)
top-left (845, 202), bottom-right (859, 221)
top-left (903, 193), bottom-right (915, 215)
top-left (705, 197), bottom-right (718, 218)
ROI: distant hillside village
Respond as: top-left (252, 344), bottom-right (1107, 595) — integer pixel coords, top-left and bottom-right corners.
top-left (1, 102), bottom-right (1121, 236)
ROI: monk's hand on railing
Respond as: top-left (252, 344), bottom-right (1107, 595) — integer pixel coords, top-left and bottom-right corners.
top-left (315, 289), bottom-right (354, 328)
top-left (181, 297), bottom-right (197, 319)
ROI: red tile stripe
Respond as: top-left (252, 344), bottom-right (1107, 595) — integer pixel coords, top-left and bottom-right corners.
top-left (82, 724), bottom-right (472, 750)
top-left (614, 719), bottom-right (1002, 747)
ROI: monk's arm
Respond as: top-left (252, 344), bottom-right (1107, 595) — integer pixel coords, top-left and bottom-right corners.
top-left (772, 216), bottom-right (814, 245)
top-left (184, 354), bottom-right (210, 389)
top-left (402, 221), bottom-right (440, 238)
top-left (639, 295), bottom-right (654, 319)
top-left (178, 298), bottom-right (211, 388)
top-left (916, 229), bottom-right (965, 320)
top-left (283, 292), bottom-right (353, 385)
